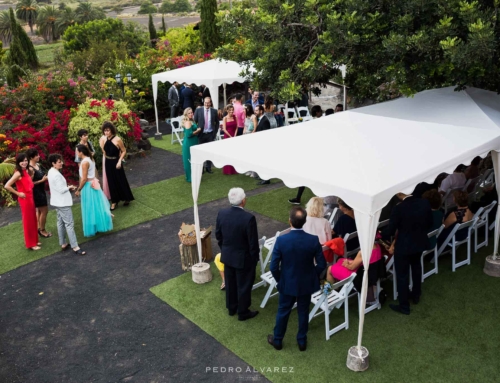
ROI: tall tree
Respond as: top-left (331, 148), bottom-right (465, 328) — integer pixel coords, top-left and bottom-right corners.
top-left (0, 10), bottom-right (13, 46)
top-left (199, 0), bottom-right (219, 53)
top-left (5, 8), bottom-right (27, 86)
top-left (161, 14), bottom-right (167, 34)
top-left (148, 13), bottom-right (158, 44)
top-left (36, 5), bottom-right (59, 42)
top-left (55, 7), bottom-right (75, 35)
top-left (17, 21), bottom-right (38, 69)
top-left (15, 0), bottom-right (38, 35)
top-left (74, 2), bottom-right (106, 24)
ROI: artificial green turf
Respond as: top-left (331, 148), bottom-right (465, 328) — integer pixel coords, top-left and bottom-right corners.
top-left (149, 134), bottom-right (183, 155)
top-left (151, 245), bottom-right (500, 383)
top-left (0, 171), bottom-right (274, 274)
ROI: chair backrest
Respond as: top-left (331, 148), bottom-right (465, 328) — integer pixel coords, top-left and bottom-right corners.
top-left (343, 232), bottom-right (360, 258)
top-left (330, 273), bottom-right (357, 303)
top-left (438, 218), bottom-right (477, 254)
top-left (297, 106), bottom-right (310, 117)
top-left (483, 169), bottom-right (495, 186)
top-left (286, 108), bottom-right (297, 119)
top-left (263, 228), bottom-right (292, 270)
top-left (327, 207), bottom-right (339, 227)
top-left (428, 224), bottom-right (445, 241)
top-left (478, 201), bottom-right (496, 223)
top-left (170, 116), bottom-right (183, 131)
top-left (466, 174), bottom-right (482, 193)
top-left (377, 219), bottom-right (390, 230)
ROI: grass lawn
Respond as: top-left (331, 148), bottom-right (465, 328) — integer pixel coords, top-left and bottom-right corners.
top-left (150, 134), bottom-right (183, 155)
top-left (35, 42), bottom-right (63, 65)
top-left (151, 244), bottom-right (500, 383)
top-left (0, 169), bottom-right (275, 275)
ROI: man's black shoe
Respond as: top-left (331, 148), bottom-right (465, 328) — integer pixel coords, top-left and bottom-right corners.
top-left (412, 296), bottom-right (420, 305)
top-left (288, 198), bottom-right (301, 205)
top-left (228, 310), bottom-right (236, 316)
top-left (205, 168), bottom-right (213, 174)
top-left (258, 180), bottom-right (270, 185)
top-left (267, 334), bottom-right (282, 350)
top-left (238, 310), bottom-right (259, 321)
top-left (298, 341), bottom-right (307, 352)
top-left (389, 304), bottom-right (410, 315)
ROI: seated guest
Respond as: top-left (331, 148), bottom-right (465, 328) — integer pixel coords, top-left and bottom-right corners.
top-left (332, 199), bottom-right (359, 256)
top-left (465, 156), bottom-right (482, 180)
top-left (412, 173), bottom-right (448, 198)
top-left (422, 189), bottom-right (444, 249)
top-left (335, 104), bottom-right (344, 113)
top-left (437, 190), bottom-right (473, 248)
top-left (310, 105), bottom-right (323, 118)
top-left (325, 108), bottom-right (334, 116)
top-left (303, 197), bottom-right (332, 262)
top-left (439, 165), bottom-right (467, 206)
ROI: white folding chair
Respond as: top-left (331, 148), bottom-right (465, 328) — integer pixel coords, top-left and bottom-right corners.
top-left (326, 207), bottom-right (339, 229)
top-left (343, 232), bottom-right (360, 259)
top-left (437, 218), bottom-right (478, 272)
top-left (309, 273), bottom-right (356, 340)
top-left (169, 116), bottom-right (184, 145)
top-left (277, 104), bottom-right (286, 114)
top-left (482, 169), bottom-right (495, 187)
top-left (474, 201), bottom-right (497, 252)
top-left (260, 228), bottom-right (291, 308)
top-left (286, 108), bottom-right (297, 119)
top-left (356, 279), bottom-right (382, 314)
top-left (420, 225), bottom-right (444, 282)
top-left (377, 219), bottom-right (390, 230)
top-left (297, 106), bottom-right (311, 118)
top-left (252, 236), bottom-right (267, 290)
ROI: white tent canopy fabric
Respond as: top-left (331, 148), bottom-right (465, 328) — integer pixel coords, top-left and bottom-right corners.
top-left (152, 59), bottom-right (250, 133)
top-left (189, 86), bottom-right (500, 358)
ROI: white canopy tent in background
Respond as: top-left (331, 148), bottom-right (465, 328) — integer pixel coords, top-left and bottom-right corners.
top-left (188, 86), bottom-right (500, 364)
top-left (151, 59), bottom-right (250, 136)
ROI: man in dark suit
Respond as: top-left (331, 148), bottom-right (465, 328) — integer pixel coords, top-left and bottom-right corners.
top-left (255, 105), bottom-right (270, 132)
top-left (216, 188), bottom-right (260, 321)
top-left (386, 193), bottom-right (433, 315)
top-left (194, 97), bottom-right (219, 174)
top-left (168, 81), bottom-right (179, 118)
top-left (267, 207), bottom-right (326, 351)
top-left (181, 84), bottom-right (195, 110)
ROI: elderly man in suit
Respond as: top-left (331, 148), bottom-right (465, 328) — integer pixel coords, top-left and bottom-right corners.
top-left (194, 97), bottom-right (219, 174)
top-left (386, 192), bottom-right (433, 315)
top-left (47, 153), bottom-right (86, 255)
top-left (168, 81), bottom-right (179, 118)
top-left (267, 206), bottom-right (325, 351)
top-left (216, 188), bottom-right (260, 321)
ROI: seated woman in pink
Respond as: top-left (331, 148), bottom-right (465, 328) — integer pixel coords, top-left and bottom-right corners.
top-left (326, 240), bottom-right (382, 283)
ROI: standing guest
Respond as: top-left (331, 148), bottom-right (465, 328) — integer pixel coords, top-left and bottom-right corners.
top-left (216, 188), bottom-right (260, 321)
top-left (303, 197), bottom-right (332, 261)
top-left (4, 154), bottom-right (41, 250)
top-left (246, 91), bottom-right (262, 112)
top-left (221, 105), bottom-right (238, 175)
top-left (75, 145), bottom-right (113, 237)
top-left (168, 81), bottom-right (180, 118)
top-left (243, 104), bottom-right (258, 134)
top-left (102, 121), bottom-right (134, 211)
top-left (194, 97), bottom-right (219, 174)
top-left (245, 87), bottom-right (253, 103)
top-left (263, 96), bottom-right (277, 129)
top-left (386, 193), bottom-right (433, 315)
top-left (439, 165), bottom-right (467, 206)
top-left (99, 134), bottom-right (111, 200)
top-left (255, 105), bottom-right (270, 131)
top-left (233, 93), bottom-right (246, 136)
top-left (332, 199), bottom-right (359, 256)
top-left (181, 83), bottom-right (195, 111)
top-left (74, 129), bottom-right (95, 164)
top-left (198, 84), bottom-right (211, 103)
top-left (325, 108), bottom-right (334, 116)
top-left (181, 108), bottom-right (201, 183)
top-left (26, 148), bottom-right (51, 238)
top-left (335, 104), bottom-right (344, 113)
top-left (47, 153), bottom-right (86, 255)
top-left (267, 207), bottom-right (325, 351)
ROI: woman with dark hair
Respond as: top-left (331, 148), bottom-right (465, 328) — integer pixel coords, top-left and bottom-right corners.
top-left (311, 105), bottom-right (323, 118)
top-left (243, 104), bottom-right (258, 134)
top-left (437, 190), bottom-right (473, 248)
top-left (102, 121), bottom-right (134, 211)
top-left (75, 144), bottom-right (113, 237)
top-left (221, 105), bottom-right (238, 175)
top-left (263, 96), bottom-right (277, 129)
top-left (4, 153), bottom-right (41, 250)
top-left (332, 198), bottom-right (359, 256)
top-left (75, 129), bottom-right (95, 164)
top-left (26, 148), bottom-right (51, 238)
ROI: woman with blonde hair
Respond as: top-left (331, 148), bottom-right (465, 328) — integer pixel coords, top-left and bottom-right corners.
top-left (303, 197), bottom-right (332, 261)
top-left (181, 107), bottom-right (201, 182)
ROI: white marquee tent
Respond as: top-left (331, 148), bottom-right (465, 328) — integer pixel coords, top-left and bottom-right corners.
top-left (152, 59), bottom-right (250, 135)
top-left (189, 86), bottom-right (500, 362)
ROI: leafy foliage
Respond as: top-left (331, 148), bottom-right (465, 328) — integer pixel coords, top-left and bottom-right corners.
top-left (15, 0), bottom-right (38, 35)
top-left (162, 24), bottom-right (201, 55)
top-left (148, 13), bottom-right (158, 41)
top-left (0, 11), bottom-right (12, 45)
top-left (138, 1), bottom-right (158, 14)
top-left (199, 0), bottom-right (219, 53)
top-left (70, 39), bottom-right (128, 77)
top-left (17, 22), bottom-right (38, 69)
top-left (4, 8), bottom-right (27, 87)
top-left (36, 5), bottom-right (60, 42)
top-left (74, 1), bottom-right (106, 24)
top-left (159, 0), bottom-right (192, 13)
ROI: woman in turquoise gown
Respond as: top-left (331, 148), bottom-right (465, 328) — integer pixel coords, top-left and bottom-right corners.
top-left (181, 107), bottom-right (201, 183)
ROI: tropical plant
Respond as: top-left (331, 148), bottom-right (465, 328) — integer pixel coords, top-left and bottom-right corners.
top-left (36, 5), bottom-right (59, 42)
top-left (0, 10), bottom-right (13, 46)
top-left (74, 1), bottom-right (106, 24)
top-left (15, 0), bottom-right (38, 35)
top-left (0, 156), bottom-right (15, 183)
top-left (55, 7), bottom-right (76, 36)
top-left (199, 0), bottom-right (219, 53)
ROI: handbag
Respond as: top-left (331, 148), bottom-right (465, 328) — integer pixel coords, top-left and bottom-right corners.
top-left (91, 178), bottom-right (101, 190)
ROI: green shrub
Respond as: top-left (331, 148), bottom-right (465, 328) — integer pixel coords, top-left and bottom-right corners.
top-left (160, 0), bottom-right (192, 13)
top-left (138, 1), bottom-right (158, 14)
top-left (70, 39), bottom-right (128, 77)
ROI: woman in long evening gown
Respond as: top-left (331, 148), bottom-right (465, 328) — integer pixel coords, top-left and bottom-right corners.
top-left (4, 153), bottom-right (41, 250)
top-left (222, 104), bottom-right (238, 175)
top-left (27, 148), bottom-right (51, 238)
top-left (181, 108), bottom-right (201, 182)
top-left (101, 121), bottom-right (134, 211)
top-left (99, 135), bottom-right (111, 199)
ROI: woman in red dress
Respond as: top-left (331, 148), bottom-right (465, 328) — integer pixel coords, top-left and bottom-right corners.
top-left (4, 153), bottom-right (41, 250)
top-left (221, 104), bottom-right (238, 175)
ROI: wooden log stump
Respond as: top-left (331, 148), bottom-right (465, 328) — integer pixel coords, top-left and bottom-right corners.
top-left (484, 255), bottom-right (500, 277)
top-left (192, 262), bottom-right (212, 284)
top-left (346, 346), bottom-right (369, 372)
top-left (179, 244), bottom-right (199, 271)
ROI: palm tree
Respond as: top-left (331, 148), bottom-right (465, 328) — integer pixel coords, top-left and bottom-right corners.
top-left (36, 5), bottom-right (59, 42)
top-left (55, 7), bottom-right (75, 36)
top-left (0, 158), bottom-right (15, 183)
top-left (0, 11), bottom-right (12, 46)
top-left (15, 0), bottom-right (38, 35)
top-left (74, 2), bottom-right (106, 24)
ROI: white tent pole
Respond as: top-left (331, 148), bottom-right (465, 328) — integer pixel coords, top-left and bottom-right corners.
top-left (343, 85), bottom-right (347, 111)
top-left (491, 151), bottom-right (500, 260)
top-left (285, 102), bottom-right (289, 126)
top-left (191, 161), bottom-right (204, 262)
top-left (152, 79), bottom-right (160, 135)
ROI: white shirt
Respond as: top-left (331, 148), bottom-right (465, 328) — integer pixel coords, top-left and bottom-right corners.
top-left (203, 108), bottom-right (212, 133)
top-left (439, 172), bottom-right (466, 205)
top-left (79, 157), bottom-right (95, 179)
top-left (48, 168), bottom-right (73, 207)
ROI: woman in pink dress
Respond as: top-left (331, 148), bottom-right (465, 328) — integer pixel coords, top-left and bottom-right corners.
top-left (4, 153), bottom-right (41, 250)
top-left (222, 104), bottom-right (238, 175)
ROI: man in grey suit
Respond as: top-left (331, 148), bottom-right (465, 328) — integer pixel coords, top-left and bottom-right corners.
top-left (168, 81), bottom-right (179, 118)
top-left (194, 97), bottom-right (219, 174)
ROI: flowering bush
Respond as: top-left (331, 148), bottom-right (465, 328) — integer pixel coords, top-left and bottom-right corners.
top-left (68, 98), bottom-right (142, 153)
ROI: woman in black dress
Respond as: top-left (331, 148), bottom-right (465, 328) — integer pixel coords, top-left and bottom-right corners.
top-left (101, 121), bottom-right (134, 211)
top-left (26, 148), bottom-right (52, 238)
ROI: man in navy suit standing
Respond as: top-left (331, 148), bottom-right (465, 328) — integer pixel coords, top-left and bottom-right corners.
top-left (181, 83), bottom-right (195, 110)
top-left (267, 206), bottom-right (326, 351)
top-left (216, 188), bottom-right (260, 321)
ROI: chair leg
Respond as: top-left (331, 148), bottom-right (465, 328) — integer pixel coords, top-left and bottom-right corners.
top-left (474, 227), bottom-right (478, 253)
top-left (467, 237), bottom-right (471, 266)
top-left (485, 218), bottom-right (489, 247)
top-left (421, 253), bottom-right (425, 283)
top-left (434, 248), bottom-right (438, 275)
top-left (344, 297), bottom-right (349, 330)
top-left (393, 266), bottom-right (398, 301)
top-left (452, 245), bottom-right (456, 272)
top-left (325, 305), bottom-right (331, 340)
top-left (260, 282), bottom-right (275, 308)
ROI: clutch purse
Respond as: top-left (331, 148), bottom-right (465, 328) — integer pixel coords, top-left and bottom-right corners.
top-left (91, 178), bottom-right (101, 190)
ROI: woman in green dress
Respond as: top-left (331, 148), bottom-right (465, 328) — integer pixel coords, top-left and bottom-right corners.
top-left (181, 107), bottom-right (201, 183)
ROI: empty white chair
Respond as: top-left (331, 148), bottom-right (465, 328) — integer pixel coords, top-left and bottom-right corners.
top-left (169, 116), bottom-right (184, 145)
top-left (252, 236), bottom-right (267, 290)
top-left (437, 218), bottom-right (478, 272)
top-left (297, 106), bottom-right (311, 118)
top-left (309, 273), bottom-right (356, 340)
top-left (286, 108), bottom-right (297, 119)
top-left (474, 201), bottom-right (496, 252)
top-left (420, 225), bottom-right (444, 282)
